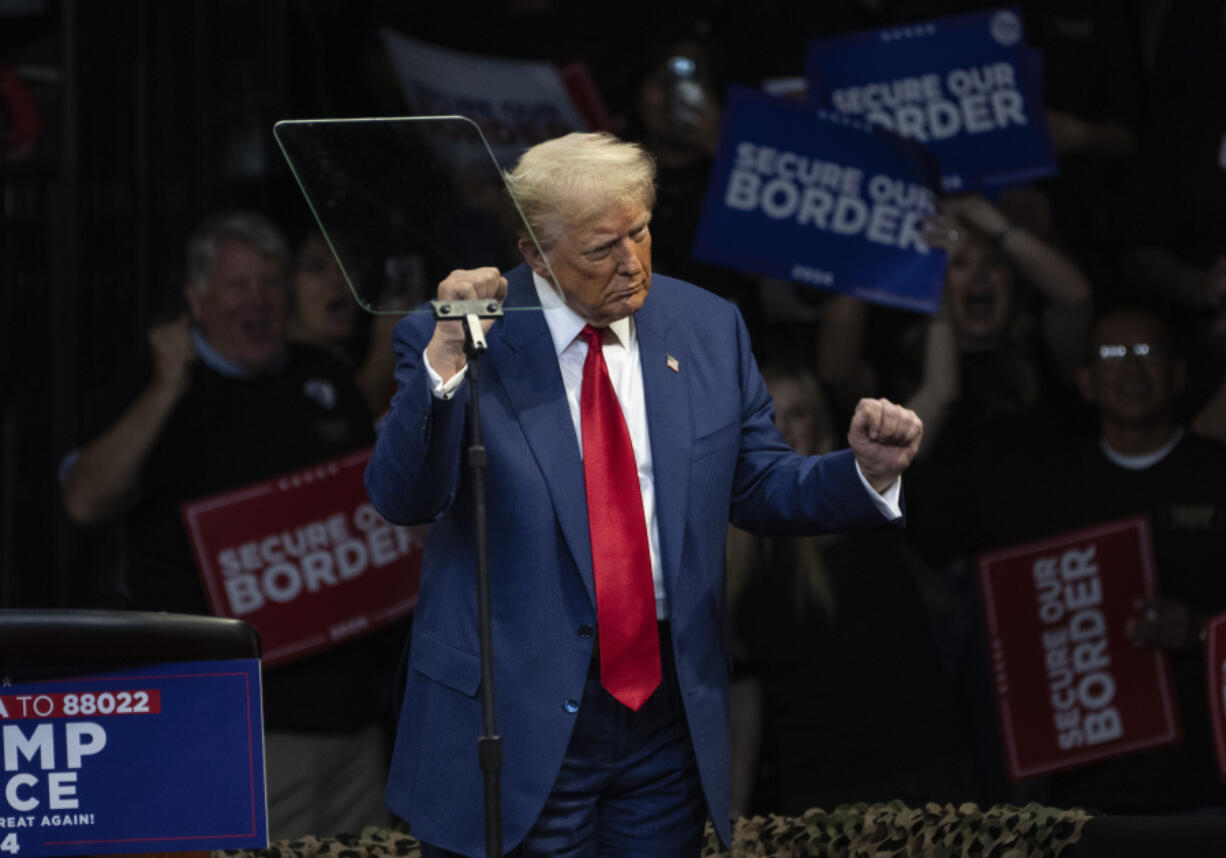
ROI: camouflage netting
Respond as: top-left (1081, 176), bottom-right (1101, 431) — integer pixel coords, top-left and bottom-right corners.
top-left (704, 802), bottom-right (1091, 857)
top-left (219, 801), bottom-right (1091, 858)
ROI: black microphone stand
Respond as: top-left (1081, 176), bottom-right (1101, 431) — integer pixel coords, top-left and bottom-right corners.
top-left (431, 297), bottom-right (505, 858)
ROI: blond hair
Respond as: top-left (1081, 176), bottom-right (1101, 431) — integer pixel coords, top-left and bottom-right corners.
top-left (502, 132), bottom-right (657, 247)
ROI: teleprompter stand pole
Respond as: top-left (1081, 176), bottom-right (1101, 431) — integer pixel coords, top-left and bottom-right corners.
top-left (432, 297), bottom-right (505, 857)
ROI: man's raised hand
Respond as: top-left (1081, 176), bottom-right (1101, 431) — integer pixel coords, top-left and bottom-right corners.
top-left (425, 267), bottom-right (508, 382)
top-left (847, 397), bottom-right (923, 493)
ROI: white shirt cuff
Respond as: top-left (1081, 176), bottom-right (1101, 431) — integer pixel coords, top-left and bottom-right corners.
top-left (854, 461), bottom-right (903, 520)
top-left (424, 350), bottom-right (468, 400)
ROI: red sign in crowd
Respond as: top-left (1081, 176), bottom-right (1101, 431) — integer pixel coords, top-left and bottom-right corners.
top-left (181, 447), bottom-right (422, 666)
top-left (978, 516), bottom-right (1180, 780)
top-left (1205, 614), bottom-right (1226, 781)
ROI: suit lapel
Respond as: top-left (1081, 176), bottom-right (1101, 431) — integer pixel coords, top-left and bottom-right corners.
top-left (490, 269), bottom-right (596, 607)
top-left (488, 271), bottom-right (696, 611)
top-left (635, 296), bottom-right (691, 606)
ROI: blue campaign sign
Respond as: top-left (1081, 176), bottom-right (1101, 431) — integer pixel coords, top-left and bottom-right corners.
top-left (805, 6), bottom-right (1056, 191)
top-left (0, 659), bottom-right (266, 856)
top-left (692, 85), bottom-right (946, 313)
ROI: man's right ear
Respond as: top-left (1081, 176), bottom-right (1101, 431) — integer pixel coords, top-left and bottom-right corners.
top-left (518, 238), bottom-right (550, 280)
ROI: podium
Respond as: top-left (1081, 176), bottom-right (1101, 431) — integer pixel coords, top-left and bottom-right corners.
top-left (0, 609), bottom-right (260, 668)
top-left (0, 609), bottom-right (265, 858)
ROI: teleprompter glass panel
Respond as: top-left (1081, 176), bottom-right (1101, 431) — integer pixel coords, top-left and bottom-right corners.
top-left (274, 115), bottom-right (562, 315)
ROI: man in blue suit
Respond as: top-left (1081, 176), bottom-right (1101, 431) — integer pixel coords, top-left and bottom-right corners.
top-left (365, 132), bottom-right (923, 856)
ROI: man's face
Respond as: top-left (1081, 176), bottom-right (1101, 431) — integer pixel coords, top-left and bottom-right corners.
top-left (185, 238), bottom-right (288, 373)
top-left (525, 202), bottom-right (652, 327)
top-left (1076, 311), bottom-right (1185, 426)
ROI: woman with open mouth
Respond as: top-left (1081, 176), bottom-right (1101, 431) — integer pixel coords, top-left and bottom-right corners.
top-left (817, 192), bottom-right (1093, 464)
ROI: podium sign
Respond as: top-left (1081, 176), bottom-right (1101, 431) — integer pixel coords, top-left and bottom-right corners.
top-left (978, 516), bottom-right (1180, 780)
top-left (0, 659), bottom-right (265, 856)
top-left (182, 447), bottom-right (422, 666)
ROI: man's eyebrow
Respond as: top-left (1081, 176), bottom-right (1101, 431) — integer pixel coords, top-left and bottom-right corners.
top-left (583, 236), bottom-right (618, 254)
top-left (582, 218), bottom-right (652, 254)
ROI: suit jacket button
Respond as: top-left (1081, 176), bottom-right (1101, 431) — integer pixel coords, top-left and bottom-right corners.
top-left (563, 698), bottom-right (580, 713)
top-left (578, 625), bottom-right (594, 638)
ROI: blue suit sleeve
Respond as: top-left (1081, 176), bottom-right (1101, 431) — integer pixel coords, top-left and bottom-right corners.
top-left (724, 308), bottom-right (886, 536)
top-left (364, 313), bottom-right (468, 525)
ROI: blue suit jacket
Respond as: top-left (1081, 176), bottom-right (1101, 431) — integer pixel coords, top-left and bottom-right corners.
top-left (365, 266), bottom-right (887, 855)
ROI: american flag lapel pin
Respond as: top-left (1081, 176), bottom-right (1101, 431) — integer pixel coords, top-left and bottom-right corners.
top-left (666, 354), bottom-right (680, 373)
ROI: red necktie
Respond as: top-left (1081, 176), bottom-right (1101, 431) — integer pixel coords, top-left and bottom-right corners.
top-left (579, 324), bottom-right (661, 710)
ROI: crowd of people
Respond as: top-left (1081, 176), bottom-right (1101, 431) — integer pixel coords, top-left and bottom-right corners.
top-left (56, 0), bottom-right (1226, 846)
top-left (59, 211), bottom-right (407, 839)
top-left (630, 2), bottom-right (1226, 819)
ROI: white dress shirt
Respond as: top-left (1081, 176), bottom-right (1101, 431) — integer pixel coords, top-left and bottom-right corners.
top-left (532, 274), bottom-right (668, 618)
top-left (424, 271), bottom-right (902, 619)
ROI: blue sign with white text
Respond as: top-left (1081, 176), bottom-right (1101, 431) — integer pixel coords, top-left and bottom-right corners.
top-left (0, 659), bottom-right (266, 857)
top-left (693, 85), bottom-right (946, 313)
top-left (805, 6), bottom-right (1056, 191)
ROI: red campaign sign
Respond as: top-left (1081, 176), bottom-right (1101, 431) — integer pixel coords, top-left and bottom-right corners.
top-left (1206, 614), bottom-right (1226, 780)
top-left (978, 515), bottom-right (1180, 781)
top-left (181, 447), bottom-right (422, 667)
